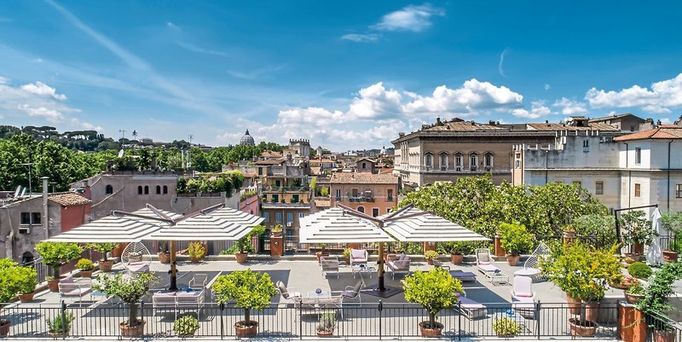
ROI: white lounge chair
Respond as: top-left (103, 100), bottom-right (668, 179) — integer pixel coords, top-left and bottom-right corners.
top-left (476, 248), bottom-right (507, 284)
top-left (350, 249), bottom-right (369, 266)
top-left (512, 276), bottom-right (536, 319)
top-left (386, 253), bottom-right (411, 279)
top-left (59, 276), bottom-right (92, 306)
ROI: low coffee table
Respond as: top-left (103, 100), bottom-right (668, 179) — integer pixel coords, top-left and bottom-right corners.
top-left (352, 264), bottom-right (376, 279)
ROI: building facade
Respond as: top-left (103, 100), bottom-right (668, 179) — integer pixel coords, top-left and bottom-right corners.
top-left (330, 173), bottom-right (399, 217)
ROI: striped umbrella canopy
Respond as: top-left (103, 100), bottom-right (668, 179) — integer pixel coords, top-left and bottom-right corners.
top-left (146, 207), bottom-right (264, 241)
top-left (381, 206), bottom-right (489, 242)
top-left (47, 206), bottom-right (181, 243)
top-left (299, 207), bottom-right (394, 244)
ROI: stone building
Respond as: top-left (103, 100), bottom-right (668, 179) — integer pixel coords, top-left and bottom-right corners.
top-left (239, 129), bottom-right (255, 146)
top-left (355, 158), bottom-right (376, 173)
top-left (589, 113), bottom-right (648, 132)
top-left (330, 172), bottom-right (399, 217)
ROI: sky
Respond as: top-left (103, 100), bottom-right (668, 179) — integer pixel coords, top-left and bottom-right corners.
top-left (1, 1), bottom-right (682, 151)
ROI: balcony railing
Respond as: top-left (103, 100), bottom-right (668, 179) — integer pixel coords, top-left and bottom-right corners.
top-left (347, 196), bottom-right (374, 202)
top-left (260, 185), bottom-right (310, 192)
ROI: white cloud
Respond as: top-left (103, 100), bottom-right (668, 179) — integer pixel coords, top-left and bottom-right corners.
top-left (348, 82), bottom-right (403, 119)
top-left (553, 97), bottom-right (587, 115)
top-left (373, 4), bottom-right (445, 32)
top-left (17, 104), bottom-right (64, 122)
top-left (511, 101), bottom-right (551, 119)
top-left (498, 49), bottom-right (509, 77)
top-left (340, 33), bottom-right (380, 43)
top-left (585, 73), bottom-right (682, 113)
top-left (20, 81), bottom-right (67, 100)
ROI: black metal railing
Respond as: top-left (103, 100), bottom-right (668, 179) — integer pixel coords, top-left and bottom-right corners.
top-left (645, 311), bottom-right (682, 342)
top-left (0, 301), bottom-right (621, 339)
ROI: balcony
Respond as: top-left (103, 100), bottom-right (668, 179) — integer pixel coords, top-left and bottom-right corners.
top-left (260, 185), bottom-right (310, 193)
top-left (346, 196), bottom-right (374, 202)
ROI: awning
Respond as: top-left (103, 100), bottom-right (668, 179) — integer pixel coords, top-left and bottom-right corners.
top-left (381, 207), bottom-right (489, 242)
top-left (146, 207), bottom-right (264, 241)
top-left (47, 207), bottom-right (181, 243)
top-left (299, 207), bottom-right (394, 244)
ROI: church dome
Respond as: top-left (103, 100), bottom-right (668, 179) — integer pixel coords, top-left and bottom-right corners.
top-left (240, 129), bottom-right (255, 146)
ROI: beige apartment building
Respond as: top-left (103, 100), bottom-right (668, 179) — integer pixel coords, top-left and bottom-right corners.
top-left (330, 173), bottom-right (399, 217)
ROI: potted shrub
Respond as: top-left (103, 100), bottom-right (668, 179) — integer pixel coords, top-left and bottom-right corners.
top-left (76, 258), bottom-right (95, 278)
top-left (16, 265), bottom-right (38, 303)
top-left (234, 225), bottom-right (265, 264)
top-left (0, 259), bottom-right (28, 336)
top-left (437, 242), bottom-right (469, 265)
top-left (271, 224), bottom-right (283, 238)
top-left (94, 272), bottom-right (156, 337)
top-left (543, 243), bottom-right (622, 336)
top-left (424, 250), bottom-right (439, 265)
top-left (211, 269), bottom-right (277, 337)
top-left (625, 282), bottom-right (645, 304)
top-left (316, 312), bottom-right (336, 337)
top-left (611, 274), bottom-right (637, 290)
top-left (173, 315), bottom-right (199, 338)
top-left (660, 213), bottom-right (682, 262)
top-left (158, 242), bottom-right (171, 264)
top-left (86, 243), bottom-right (118, 272)
top-left (342, 248), bottom-right (351, 265)
top-left (402, 267), bottom-right (463, 337)
top-left (47, 312), bottom-right (74, 338)
top-left (628, 262), bottom-right (653, 280)
top-left (493, 317), bottom-right (521, 337)
top-left (620, 211), bottom-right (654, 256)
top-left (637, 262), bottom-right (682, 342)
top-left (187, 241), bottom-right (206, 263)
top-left (35, 242), bottom-right (83, 292)
top-left (498, 223), bottom-right (534, 266)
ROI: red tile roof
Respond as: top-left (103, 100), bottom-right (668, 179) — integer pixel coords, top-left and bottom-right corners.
top-left (49, 193), bottom-right (91, 207)
top-left (614, 126), bottom-right (682, 141)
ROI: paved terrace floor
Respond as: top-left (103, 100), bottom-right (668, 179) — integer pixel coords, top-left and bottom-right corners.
top-left (2, 258), bottom-right (627, 339)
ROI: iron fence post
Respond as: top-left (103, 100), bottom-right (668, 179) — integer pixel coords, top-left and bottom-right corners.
top-left (457, 301), bottom-right (462, 340)
top-left (60, 300), bottom-right (67, 340)
top-left (219, 303), bottom-right (224, 339)
top-left (536, 300), bottom-right (541, 340)
top-left (139, 300), bottom-right (144, 334)
top-left (378, 300), bottom-right (383, 340)
top-left (299, 304), bottom-right (303, 340)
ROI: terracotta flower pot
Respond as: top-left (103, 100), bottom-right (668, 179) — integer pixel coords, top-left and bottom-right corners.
top-left (235, 252), bottom-right (248, 264)
top-left (119, 321), bottom-right (145, 337)
top-left (427, 259), bottom-right (434, 265)
top-left (316, 328), bottom-right (334, 337)
top-left (451, 253), bottom-right (464, 265)
top-left (506, 254), bottom-right (520, 266)
top-left (18, 292), bottom-right (35, 303)
top-left (0, 320), bottom-right (10, 337)
top-left (625, 293), bottom-right (644, 304)
top-left (418, 321), bottom-right (443, 337)
top-left (99, 260), bottom-right (114, 272)
top-left (654, 329), bottom-right (676, 342)
top-left (79, 270), bottom-right (93, 278)
top-left (662, 250), bottom-right (678, 263)
top-left (569, 318), bottom-right (597, 337)
top-left (632, 243), bottom-right (644, 256)
top-left (235, 321), bottom-right (258, 338)
top-left (584, 302), bottom-right (600, 323)
top-left (111, 243), bottom-right (125, 258)
top-left (158, 252), bottom-right (171, 264)
top-left (566, 295), bottom-right (581, 315)
top-left (47, 277), bottom-right (61, 292)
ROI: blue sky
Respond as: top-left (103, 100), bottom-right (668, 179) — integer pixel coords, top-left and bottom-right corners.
top-left (1, 1), bottom-right (681, 150)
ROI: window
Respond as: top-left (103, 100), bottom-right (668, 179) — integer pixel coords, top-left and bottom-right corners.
top-left (263, 212), bottom-right (270, 222)
top-left (275, 180), bottom-right (281, 187)
top-left (372, 208), bottom-right (379, 217)
top-left (439, 153), bottom-right (448, 171)
top-left (21, 212), bottom-right (41, 225)
top-left (137, 186), bottom-right (143, 195)
top-left (357, 206), bottom-right (365, 213)
top-left (387, 208), bottom-right (392, 213)
top-left (634, 183), bottom-right (641, 197)
top-left (335, 189), bottom-right (341, 200)
top-left (299, 213), bottom-right (305, 218)
top-left (258, 167), bottom-right (263, 176)
top-left (582, 139), bottom-right (590, 151)
top-left (351, 188), bottom-right (359, 197)
top-left (424, 153), bottom-right (433, 168)
top-left (272, 194), bottom-right (279, 203)
top-left (387, 189), bottom-right (394, 202)
top-left (635, 147), bottom-right (642, 165)
top-left (156, 185), bottom-right (161, 194)
top-left (144, 186), bottom-right (149, 195)
top-left (595, 181), bottom-right (604, 195)
top-left (105, 184), bottom-right (113, 194)
top-left (362, 162), bottom-right (366, 168)
top-left (515, 160), bottom-right (521, 169)
top-left (292, 194), bottom-right (299, 203)
top-left (287, 212), bottom-right (294, 225)
top-left (677, 184), bottom-right (682, 198)
top-left (484, 153), bottom-right (494, 170)
top-left (275, 212), bottom-right (283, 224)
top-left (469, 153), bottom-right (478, 171)
top-left (163, 185), bottom-right (168, 194)
top-left (455, 153), bottom-right (463, 171)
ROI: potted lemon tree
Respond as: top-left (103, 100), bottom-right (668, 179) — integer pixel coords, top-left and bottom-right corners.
top-left (76, 258), bottom-right (95, 278)
top-left (402, 267), bottom-right (463, 337)
top-left (234, 225), bottom-right (265, 264)
top-left (187, 241), bottom-right (206, 263)
top-left (35, 242), bottom-right (83, 292)
top-left (498, 223), bottom-right (534, 266)
top-left (16, 265), bottom-right (38, 303)
top-left (86, 243), bottom-right (118, 272)
top-left (95, 272), bottom-right (156, 337)
top-left (0, 258), bottom-right (26, 336)
top-left (211, 269), bottom-right (277, 337)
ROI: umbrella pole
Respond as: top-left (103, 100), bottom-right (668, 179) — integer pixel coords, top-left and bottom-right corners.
top-left (169, 241), bottom-right (178, 291)
top-left (378, 242), bottom-right (385, 291)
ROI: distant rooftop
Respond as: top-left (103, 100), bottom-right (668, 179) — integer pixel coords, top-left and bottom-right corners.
top-left (614, 125), bottom-right (682, 141)
top-left (330, 172), bottom-right (398, 184)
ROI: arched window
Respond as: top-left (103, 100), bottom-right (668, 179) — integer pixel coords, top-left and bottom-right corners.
top-left (163, 185), bottom-right (168, 194)
top-left (454, 153), bottom-right (463, 171)
top-left (155, 185), bottom-right (161, 195)
top-left (424, 153), bottom-right (433, 168)
top-left (469, 153), bottom-right (478, 171)
top-left (439, 153), bottom-right (448, 171)
top-left (137, 186), bottom-right (143, 195)
top-left (357, 206), bottom-right (365, 213)
top-left (105, 184), bottom-right (113, 195)
top-left (144, 185), bottom-right (149, 195)
top-left (484, 153), bottom-right (494, 170)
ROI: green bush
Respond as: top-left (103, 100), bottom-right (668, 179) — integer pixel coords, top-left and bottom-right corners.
top-left (493, 317), bottom-right (521, 337)
top-left (15, 265), bottom-right (38, 295)
top-left (437, 241), bottom-right (486, 255)
top-left (573, 214), bottom-right (618, 247)
top-left (76, 258), bottom-right (95, 271)
top-left (660, 213), bottom-right (682, 252)
top-left (174, 315), bottom-right (199, 337)
top-left (498, 223), bottom-right (534, 256)
top-left (47, 312), bottom-right (75, 336)
top-left (95, 272), bottom-right (156, 327)
top-left (402, 267), bottom-right (463, 329)
top-left (235, 225), bottom-right (265, 254)
top-left (86, 243), bottom-right (118, 261)
top-left (0, 259), bottom-right (25, 302)
top-left (627, 282), bottom-right (645, 295)
top-left (620, 211), bottom-right (654, 245)
top-left (211, 269), bottom-right (277, 324)
top-left (424, 250), bottom-right (439, 261)
top-left (35, 242), bottom-right (83, 277)
top-left (187, 242), bottom-right (206, 261)
top-left (628, 262), bottom-right (653, 279)
top-left (637, 262), bottom-right (682, 318)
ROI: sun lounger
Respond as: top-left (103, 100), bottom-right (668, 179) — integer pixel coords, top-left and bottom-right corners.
top-left (458, 296), bottom-right (486, 319)
top-left (386, 253), bottom-right (411, 279)
top-left (451, 270), bottom-right (476, 282)
top-left (475, 248), bottom-right (507, 284)
top-left (320, 256), bottom-right (340, 279)
top-left (511, 276), bottom-right (536, 319)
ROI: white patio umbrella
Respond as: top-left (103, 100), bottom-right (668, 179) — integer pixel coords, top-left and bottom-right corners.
top-left (299, 207), bottom-right (395, 244)
top-left (646, 208), bottom-right (664, 266)
top-left (381, 206), bottom-right (489, 243)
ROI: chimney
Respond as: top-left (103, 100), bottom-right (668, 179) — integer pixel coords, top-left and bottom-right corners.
top-left (42, 177), bottom-right (49, 239)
